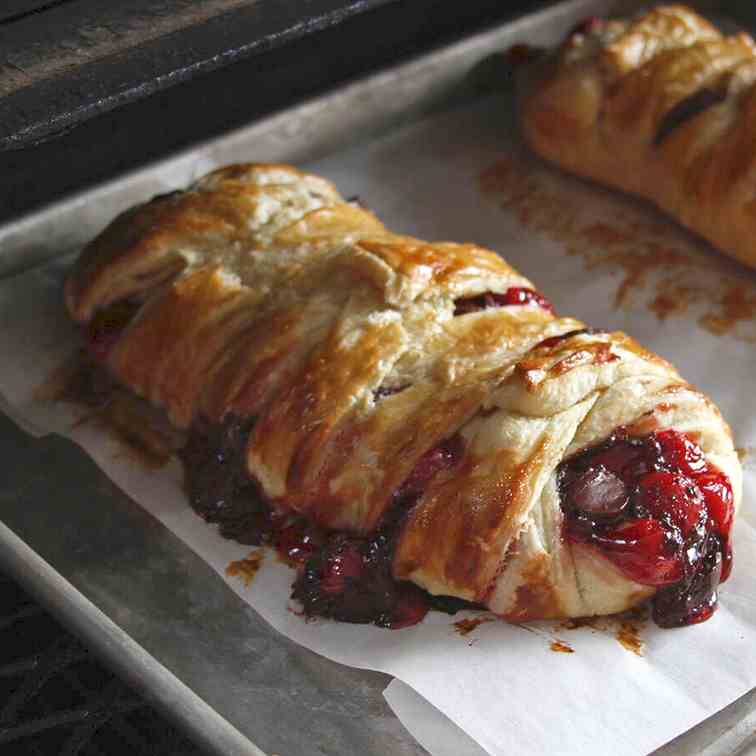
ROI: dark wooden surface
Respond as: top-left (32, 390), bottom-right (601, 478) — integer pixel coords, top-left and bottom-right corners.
top-left (0, 0), bottom-right (542, 225)
top-left (0, 0), bottom-right (393, 150)
top-left (0, 1), bottom-right (70, 25)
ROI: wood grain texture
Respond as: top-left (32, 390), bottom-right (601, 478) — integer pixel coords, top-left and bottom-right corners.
top-left (0, 0), bottom-right (390, 150)
top-left (0, 0), bottom-right (265, 97)
top-left (0, 1), bottom-right (76, 25)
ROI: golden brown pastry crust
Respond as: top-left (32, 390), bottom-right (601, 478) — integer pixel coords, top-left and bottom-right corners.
top-left (65, 162), bottom-right (741, 622)
top-left (520, 5), bottom-right (756, 271)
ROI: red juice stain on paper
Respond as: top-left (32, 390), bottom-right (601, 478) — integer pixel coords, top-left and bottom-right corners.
top-left (550, 639), bottom-right (574, 654)
top-left (453, 616), bottom-right (495, 636)
top-left (557, 607), bottom-right (648, 655)
top-left (479, 153), bottom-right (756, 341)
top-left (226, 550), bottom-right (265, 587)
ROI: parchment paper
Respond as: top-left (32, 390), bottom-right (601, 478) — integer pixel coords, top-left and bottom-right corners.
top-left (2, 94), bottom-right (756, 756)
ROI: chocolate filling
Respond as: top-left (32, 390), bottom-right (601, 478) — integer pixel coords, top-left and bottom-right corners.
top-left (654, 88), bottom-right (727, 145)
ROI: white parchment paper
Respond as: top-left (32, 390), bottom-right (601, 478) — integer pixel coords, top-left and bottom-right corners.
top-left (2, 95), bottom-right (756, 756)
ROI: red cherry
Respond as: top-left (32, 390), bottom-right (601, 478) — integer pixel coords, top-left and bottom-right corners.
top-left (653, 536), bottom-right (723, 627)
top-left (500, 287), bottom-right (554, 313)
top-left (558, 429), bottom-right (735, 625)
top-left (453, 287), bottom-right (553, 316)
top-left (275, 523), bottom-right (321, 566)
top-left (399, 434), bottom-right (465, 500)
top-left (697, 470), bottom-right (734, 535)
top-left (594, 519), bottom-right (682, 585)
top-left (685, 602), bottom-right (717, 625)
top-left (319, 544), bottom-right (364, 596)
top-left (635, 471), bottom-right (705, 536)
top-left (656, 431), bottom-right (706, 477)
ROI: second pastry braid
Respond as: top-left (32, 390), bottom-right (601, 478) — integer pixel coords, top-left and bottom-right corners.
top-left (520, 5), bottom-right (756, 271)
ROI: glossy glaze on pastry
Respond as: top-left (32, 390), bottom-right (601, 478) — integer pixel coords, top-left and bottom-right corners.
top-left (520, 5), bottom-right (756, 271)
top-left (65, 163), bottom-right (741, 627)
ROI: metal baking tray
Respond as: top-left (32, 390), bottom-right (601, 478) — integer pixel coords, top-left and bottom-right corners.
top-left (2, 1), bottom-right (756, 754)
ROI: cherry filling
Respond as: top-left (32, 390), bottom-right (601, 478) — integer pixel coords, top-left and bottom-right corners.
top-left (558, 429), bottom-right (734, 627)
top-left (453, 287), bottom-right (554, 316)
top-left (291, 434), bottom-right (469, 628)
top-left (291, 531), bottom-right (432, 628)
top-left (86, 300), bottom-right (142, 361)
top-left (394, 434), bottom-right (465, 502)
top-left (180, 419), bottom-right (474, 628)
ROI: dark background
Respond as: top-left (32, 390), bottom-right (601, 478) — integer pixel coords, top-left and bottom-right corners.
top-left (0, 0), bottom-right (544, 224)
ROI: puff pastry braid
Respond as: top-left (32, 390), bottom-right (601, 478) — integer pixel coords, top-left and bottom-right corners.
top-left (520, 5), bottom-right (756, 271)
top-left (65, 163), bottom-right (741, 628)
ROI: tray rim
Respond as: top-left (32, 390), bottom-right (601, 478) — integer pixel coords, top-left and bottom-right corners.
top-left (0, 0), bottom-right (751, 754)
top-left (0, 522), bottom-right (265, 756)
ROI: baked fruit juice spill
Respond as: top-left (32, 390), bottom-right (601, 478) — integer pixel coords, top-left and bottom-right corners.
top-left (558, 429), bottom-right (733, 627)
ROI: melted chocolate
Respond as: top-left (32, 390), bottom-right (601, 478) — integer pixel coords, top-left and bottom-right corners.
top-left (179, 416), bottom-right (275, 545)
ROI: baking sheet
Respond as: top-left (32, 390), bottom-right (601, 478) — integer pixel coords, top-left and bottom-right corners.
top-left (3, 1), bottom-right (756, 754)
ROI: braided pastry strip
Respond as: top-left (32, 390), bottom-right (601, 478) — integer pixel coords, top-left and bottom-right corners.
top-left (65, 163), bottom-right (740, 622)
top-left (520, 5), bottom-right (756, 271)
